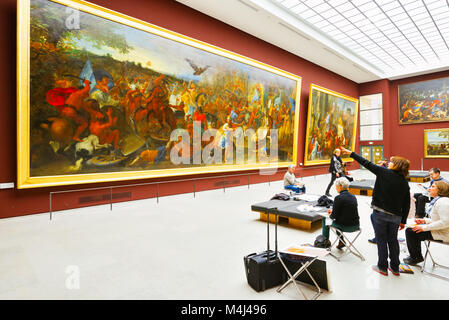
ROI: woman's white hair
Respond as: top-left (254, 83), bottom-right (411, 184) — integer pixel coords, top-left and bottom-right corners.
top-left (335, 177), bottom-right (350, 189)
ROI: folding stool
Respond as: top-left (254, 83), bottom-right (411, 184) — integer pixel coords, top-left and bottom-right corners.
top-left (421, 240), bottom-right (449, 281)
top-left (328, 226), bottom-right (365, 262)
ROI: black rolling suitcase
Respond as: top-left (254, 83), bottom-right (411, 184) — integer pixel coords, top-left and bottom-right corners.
top-left (244, 209), bottom-right (285, 292)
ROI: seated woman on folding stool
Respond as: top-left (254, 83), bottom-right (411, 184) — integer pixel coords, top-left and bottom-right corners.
top-left (284, 164), bottom-right (306, 194)
top-left (322, 177), bottom-right (360, 249)
top-left (404, 180), bottom-right (449, 266)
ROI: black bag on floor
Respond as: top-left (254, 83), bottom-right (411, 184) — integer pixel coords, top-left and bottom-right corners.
top-left (244, 209), bottom-right (285, 292)
top-left (314, 235), bottom-right (331, 248)
top-left (244, 250), bottom-right (285, 292)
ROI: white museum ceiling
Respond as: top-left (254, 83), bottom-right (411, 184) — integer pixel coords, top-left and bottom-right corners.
top-left (175, 0), bottom-right (449, 83)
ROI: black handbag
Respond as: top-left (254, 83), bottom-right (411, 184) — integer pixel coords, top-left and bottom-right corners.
top-left (316, 195), bottom-right (334, 208)
top-left (314, 235), bottom-right (331, 248)
top-left (270, 193), bottom-right (290, 201)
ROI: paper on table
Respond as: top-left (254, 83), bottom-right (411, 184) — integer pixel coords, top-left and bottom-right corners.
top-left (281, 244), bottom-right (329, 258)
top-left (405, 223), bottom-right (426, 228)
top-left (405, 218), bottom-right (426, 228)
top-left (296, 204), bottom-right (323, 212)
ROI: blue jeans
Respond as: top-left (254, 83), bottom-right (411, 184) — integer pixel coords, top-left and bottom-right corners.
top-left (371, 210), bottom-right (402, 272)
top-left (285, 185), bottom-right (305, 194)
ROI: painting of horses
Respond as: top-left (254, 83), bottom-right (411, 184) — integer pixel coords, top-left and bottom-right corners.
top-left (17, 0), bottom-right (301, 188)
top-left (304, 84), bottom-right (358, 166)
top-left (424, 128), bottom-right (449, 158)
top-left (399, 77), bottom-right (449, 125)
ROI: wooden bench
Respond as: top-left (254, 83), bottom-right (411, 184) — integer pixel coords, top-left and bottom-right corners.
top-left (251, 198), bottom-right (327, 230)
top-left (408, 170), bottom-right (431, 183)
top-left (348, 179), bottom-right (375, 196)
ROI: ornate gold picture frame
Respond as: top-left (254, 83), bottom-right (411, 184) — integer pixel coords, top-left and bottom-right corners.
top-left (424, 128), bottom-right (449, 158)
top-left (17, 0), bottom-right (301, 188)
top-left (399, 77), bottom-right (449, 125)
top-left (304, 84), bottom-right (358, 166)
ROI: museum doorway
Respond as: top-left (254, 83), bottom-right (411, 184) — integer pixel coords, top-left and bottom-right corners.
top-left (360, 145), bottom-right (384, 169)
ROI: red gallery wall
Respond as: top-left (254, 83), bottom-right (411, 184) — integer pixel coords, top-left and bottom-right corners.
top-left (359, 70), bottom-right (449, 171)
top-left (1, 0), bottom-right (360, 218)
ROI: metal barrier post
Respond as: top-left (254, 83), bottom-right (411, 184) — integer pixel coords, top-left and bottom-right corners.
top-left (110, 187), bottom-right (113, 211)
top-left (157, 183), bottom-right (159, 203)
top-left (193, 181), bottom-right (196, 198)
top-left (49, 192), bottom-right (52, 221)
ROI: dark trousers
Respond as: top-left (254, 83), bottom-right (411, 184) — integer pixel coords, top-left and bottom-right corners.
top-left (321, 220), bottom-right (360, 239)
top-left (405, 228), bottom-right (434, 260)
top-left (371, 210), bottom-right (402, 272)
top-left (325, 173), bottom-right (353, 194)
top-left (413, 193), bottom-right (430, 218)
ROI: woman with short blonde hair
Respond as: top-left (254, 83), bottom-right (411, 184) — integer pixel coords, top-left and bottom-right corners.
top-left (325, 148), bottom-right (353, 196)
top-left (434, 180), bottom-right (449, 197)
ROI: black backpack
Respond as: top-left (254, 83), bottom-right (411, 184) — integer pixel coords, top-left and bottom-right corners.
top-left (314, 235), bottom-right (331, 248)
top-left (316, 195), bottom-right (334, 208)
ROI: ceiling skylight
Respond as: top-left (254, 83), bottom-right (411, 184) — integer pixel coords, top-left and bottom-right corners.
top-left (269, 0), bottom-right (449, 77)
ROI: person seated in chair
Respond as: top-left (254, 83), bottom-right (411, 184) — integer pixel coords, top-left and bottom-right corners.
top-left (284, 164), bottom-right (305, 194)
top-left (321, 177), bottom-right (360, 249)
top-left (414, 168), bottom-right (448, 218)
top-left (404, 180), bottom-right (449, 266)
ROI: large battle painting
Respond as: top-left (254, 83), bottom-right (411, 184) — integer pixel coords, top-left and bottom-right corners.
top-left (18, 0), bottom-right (300, 188)
top-left (399, 77), bottom-right (449, 125)
top-left (424, 128), bottom-right (449, 158)
top-left (304, 85), bottom-right (358, 166)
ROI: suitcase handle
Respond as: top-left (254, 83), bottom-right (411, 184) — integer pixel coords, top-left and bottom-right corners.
top-left (265, 207), bottom-right (278, 261)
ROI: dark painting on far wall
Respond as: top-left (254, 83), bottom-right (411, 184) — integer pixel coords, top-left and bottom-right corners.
top-left (399, 77), bottom-right (449, 125)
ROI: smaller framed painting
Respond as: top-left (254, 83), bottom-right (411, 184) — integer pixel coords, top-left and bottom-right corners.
top-left (424, 128), bottom-right (449, 158)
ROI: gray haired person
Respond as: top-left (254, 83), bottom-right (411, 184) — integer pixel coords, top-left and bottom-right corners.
top-left (284, 164), bottom-right (305, 194)
top-left (321, 177), bottom-right (360, 249)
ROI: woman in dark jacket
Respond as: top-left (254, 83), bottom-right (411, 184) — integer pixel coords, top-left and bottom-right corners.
top-left (341, 147), bottom-right (410, 276)
top-left (325, 148), bottom-right (353, 196)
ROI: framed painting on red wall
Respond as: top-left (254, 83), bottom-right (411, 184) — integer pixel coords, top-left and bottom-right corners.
top-left (17, 0), bottom-right (302, 189)
top-left (424, 128), bottom-right (449, 158)
top-left (399, 77), bottom-right (449, 125)
top-left (304, 84), bottom-right (359, 166)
